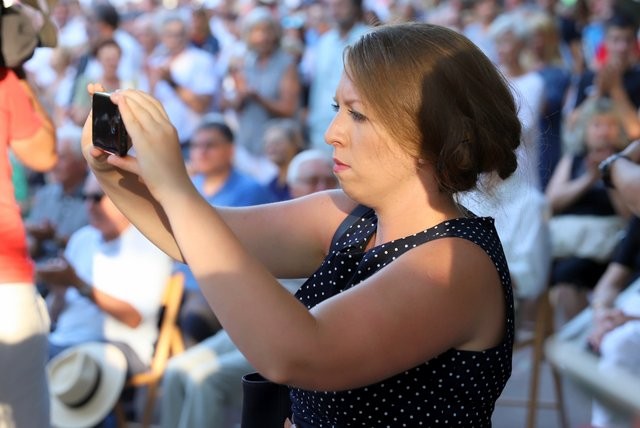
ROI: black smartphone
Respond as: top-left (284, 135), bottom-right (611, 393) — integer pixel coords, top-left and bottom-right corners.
top-left (92, 92), bottom-right (132, 156)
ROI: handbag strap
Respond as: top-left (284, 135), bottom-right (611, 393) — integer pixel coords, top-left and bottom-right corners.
top-left (330, 204), bottom-right (371, 251)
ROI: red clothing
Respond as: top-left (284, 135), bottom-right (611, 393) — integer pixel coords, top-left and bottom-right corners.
top-left (0, 69), bottom-right (41, 283)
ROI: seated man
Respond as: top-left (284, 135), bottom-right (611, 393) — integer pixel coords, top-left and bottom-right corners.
top-left (37, 173), bottom-right (172, 375)
top-left (175, 117), bottom-right (275, 347)
top-left (160, 149), bottom-right (337, 428)
top-left (25, 124), bottom-right (89, 265)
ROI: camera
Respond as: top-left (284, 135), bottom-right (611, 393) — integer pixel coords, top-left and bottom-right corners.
top-left (92, 92), bottom-right (131, 156)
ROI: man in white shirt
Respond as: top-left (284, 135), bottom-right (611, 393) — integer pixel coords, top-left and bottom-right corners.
top-left (148, 13), bottom-right (218, 150)
top-left (38, 173), bottom-right (172, 373)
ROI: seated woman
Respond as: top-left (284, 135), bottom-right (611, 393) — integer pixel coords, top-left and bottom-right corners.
top-left (546, 99), bottom-right (633, 324)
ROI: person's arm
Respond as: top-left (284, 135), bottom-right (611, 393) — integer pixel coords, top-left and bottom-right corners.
top-left (609, 140), bottom-right (640, 215)
top-left (545, 154), bottom-right (595, 213)
top-left (160, 66), bottom-right (213, 114)
top-left (596, 64), bottom-right (640, 140)
top-left (81, 85), bottom-right (349, 273)
top-left (166, 79), bottom-right (213, 114)
top-left (37, 258), bottom-right (142, 327)
top-left (588, 262), bottom-right (636, 351)
top-left (89, 88), bottom-right (507, 391)
top-left (591, 263), bottom-right (633, 311)
top-left (10, 75), bottom-right (57, 171)
top-left (250, 62), bottom-right (301, 118)
top-left (74, 275), bottom-right (142, 327)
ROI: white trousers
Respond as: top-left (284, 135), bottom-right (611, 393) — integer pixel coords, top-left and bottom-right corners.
top-left (160, 330), bottom-right (253, 428)
top-left (0, 284), bottom-right (50, 428)
top-left (592, 292), bottom-right (640, 428)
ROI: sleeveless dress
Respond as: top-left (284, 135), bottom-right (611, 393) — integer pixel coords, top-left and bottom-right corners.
top-left (291, 208), bottom-right (515, 427)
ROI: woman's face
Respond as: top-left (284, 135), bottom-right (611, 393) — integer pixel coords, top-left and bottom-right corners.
top-left (495, 31), bottom-right (522, 66)
top-left (585, 113), bottom-right (621, 160)
top-left (97, 45), bottom-right (121, 79)
top-left (324, 73), bottom-right (418, 203)
top-left (263, 128), bottom-right (299, 167)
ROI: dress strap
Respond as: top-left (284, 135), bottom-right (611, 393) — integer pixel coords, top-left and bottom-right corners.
top-left (329, 205), bottom-right (372, 251)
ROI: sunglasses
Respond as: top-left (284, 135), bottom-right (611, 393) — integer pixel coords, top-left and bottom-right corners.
top-left (81, 193), bottom-right (105, 204)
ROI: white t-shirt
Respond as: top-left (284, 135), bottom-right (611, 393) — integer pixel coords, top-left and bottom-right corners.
top-left (459, 168), bottom-right (552, 299)
top-left (50, 225), bottom-right (172, 365)
top-left (150, 46), bottom-right (219, 142)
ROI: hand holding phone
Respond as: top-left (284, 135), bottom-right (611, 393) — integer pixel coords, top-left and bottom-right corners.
top-left (92, 91), bottom-right (132, 156)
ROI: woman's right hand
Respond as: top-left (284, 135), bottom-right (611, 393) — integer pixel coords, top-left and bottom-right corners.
top-left (81, 85), bottom-right (191, 203)
top-left (81, 83), bottom-right (119, 174)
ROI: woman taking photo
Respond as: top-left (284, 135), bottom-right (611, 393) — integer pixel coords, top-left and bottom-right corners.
top-left (82, 22), bottom-right (520, 427)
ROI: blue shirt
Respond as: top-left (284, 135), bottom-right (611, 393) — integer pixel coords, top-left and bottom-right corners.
top-left (175, 169), bottom-right (275, 290)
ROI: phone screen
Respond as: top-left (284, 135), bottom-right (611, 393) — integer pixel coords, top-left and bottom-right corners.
top-left (92, 92), bottom-right (131, 156)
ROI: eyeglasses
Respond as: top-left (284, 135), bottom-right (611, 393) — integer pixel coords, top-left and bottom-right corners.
top-left (81, 193), bottom-right (105, 204)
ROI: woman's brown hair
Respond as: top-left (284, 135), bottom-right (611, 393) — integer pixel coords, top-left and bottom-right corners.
top-left (344, 22), bottom-right (521, 194)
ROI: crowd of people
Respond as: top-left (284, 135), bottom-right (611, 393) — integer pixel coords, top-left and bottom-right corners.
top-left (2, 0), bottom-right (640, 427)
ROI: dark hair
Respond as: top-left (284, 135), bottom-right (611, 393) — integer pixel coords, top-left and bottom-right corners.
top-left (93, 3), bottom-right (119, 29)
top-left (92, 38), bottom-right (121, 57)
top-left (264, 118), bottom-right (306, 150)
top-left (344, 22), bottom-right (521, 194)
top-left (196, 119), bottom-right (234, 144)
top-left (605, 12), bottom-right (639, 34)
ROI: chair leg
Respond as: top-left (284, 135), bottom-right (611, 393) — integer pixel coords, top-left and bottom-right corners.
top-left (141, 381), bottom-right (159, 428)
top-left (114, 401), bottom-right (128, 428)
top-left (551, 365), bottom-right (569, 428)
top-left (526, 290), bottom-right (556, 428)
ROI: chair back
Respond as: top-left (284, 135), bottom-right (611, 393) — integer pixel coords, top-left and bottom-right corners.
top-left (148, 272), bottom-right (185, 376)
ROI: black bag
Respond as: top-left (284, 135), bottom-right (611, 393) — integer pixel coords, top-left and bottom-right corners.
top-left (241, 372), bottom-right (292, 428)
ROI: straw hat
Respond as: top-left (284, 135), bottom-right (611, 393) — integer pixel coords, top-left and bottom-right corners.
top-left (1, 0), bottom-right (58, 68)
top-left (47, 342), bottom-right (127, 428)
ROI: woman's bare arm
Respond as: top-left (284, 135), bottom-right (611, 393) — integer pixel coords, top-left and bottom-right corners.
top-left (81, 85), bottom-right (351, 273)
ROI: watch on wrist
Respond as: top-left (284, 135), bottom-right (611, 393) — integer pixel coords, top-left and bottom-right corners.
top-left (78, 282), bottom-right (94, 300)
top-left (166, 76), bottom-right (179, 89)
top-left (599, 152), bottom-right (630, 189)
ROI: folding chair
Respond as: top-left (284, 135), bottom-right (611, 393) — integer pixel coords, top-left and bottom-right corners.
top-left (115, 272), bottom-right (186, 427)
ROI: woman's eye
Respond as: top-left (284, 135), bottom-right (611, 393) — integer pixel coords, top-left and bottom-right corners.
top-left (331, 103), bottom-right (339, 112)
top-left (349, 110), bottom-right (366, 122)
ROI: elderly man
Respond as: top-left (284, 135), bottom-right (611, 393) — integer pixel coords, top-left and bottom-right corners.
top-left (37, 173), bottom-right (172, 374)
top-left (25, 124), bottom-right (88, 264)
top-left (175, 117), bottom-right (275, 346)
top-left (160, 149), bottom-right (336, 428)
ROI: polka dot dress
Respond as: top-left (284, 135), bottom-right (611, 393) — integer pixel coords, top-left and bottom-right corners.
top-left (290, 208), bottom-right (515, 427)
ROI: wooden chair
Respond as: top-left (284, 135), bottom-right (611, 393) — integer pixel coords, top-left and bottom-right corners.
top-left (498, 289), bottom-right (569, 428)
top-left (115, 272), bottom-right (186, 427)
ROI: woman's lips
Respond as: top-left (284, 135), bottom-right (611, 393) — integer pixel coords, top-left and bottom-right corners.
top-left (333, 158), bottom-right (349, 173)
